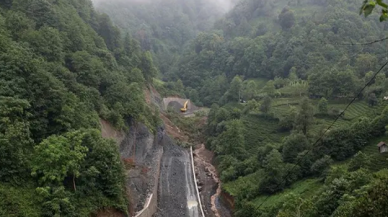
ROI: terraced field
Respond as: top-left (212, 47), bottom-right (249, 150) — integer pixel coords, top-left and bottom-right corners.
top-left (223, 170), bottom-right (264, 197)
top-left (252, 178), bottom-right (323, 209)
top-left (361, 135), bottom-right (388, 172)
top-left (242, 114), bottom-right (287, 150)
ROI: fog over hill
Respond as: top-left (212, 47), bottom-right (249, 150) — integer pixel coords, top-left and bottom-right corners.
top-left (91, 0), bottom-right (238, 75)
top-left (92, 0), bottom-right (237, 12)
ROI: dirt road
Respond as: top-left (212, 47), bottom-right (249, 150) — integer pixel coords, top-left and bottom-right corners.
top-left (154, 140), bottom-right (200, 217)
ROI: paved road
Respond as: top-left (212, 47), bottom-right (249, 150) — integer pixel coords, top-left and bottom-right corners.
top-left (155, 142), bottom-right (200, 217)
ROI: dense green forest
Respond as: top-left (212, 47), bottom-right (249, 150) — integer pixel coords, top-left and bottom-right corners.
top-left (194, 0), bottom-right (388, 216)
top-left (95, 0), bottom-right (237, 76)
top-left (3, 0), bottom-right (388, 216)
top-left (0, 0), bottom-right (159, 216)
top-left (170, 0), bottom-right (388, 106)
top-left (93, 0), bottom-right (388, 215)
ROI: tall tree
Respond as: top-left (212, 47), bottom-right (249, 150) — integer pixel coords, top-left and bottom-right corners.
top-left (216, 119), bottom-right (246, 160)
top-left (279, 8), bottom-right (295, 30)
top-left (318, 97), bottom-right (328, 114)
top-left (259, 149), bottom-right (285, 194)
top-left (31, 131), bottom-right (88, 190)
top-left (295, 97), bottom-right (314, 135)
top-left (260, 96), bottom-right (272, 114)
top-left (228, 75), bottom-right (243, 102)
top-left (0, 97), bottom-right (32, 182)
top-left (282, 133), bottom-right (309, 163)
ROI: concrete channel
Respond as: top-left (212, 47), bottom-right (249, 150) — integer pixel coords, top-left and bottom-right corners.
top-left (153, 140), bottom-right (203, 217)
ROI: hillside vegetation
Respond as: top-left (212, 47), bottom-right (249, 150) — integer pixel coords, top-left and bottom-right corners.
top-left (0, 0), bottom-right (159, 216)
top-left (3, 0), bottom-right (388, 216)
top-left (95, 0), bottom-right (237, 76)
top-left (195, 0), bottom-right (388, 216)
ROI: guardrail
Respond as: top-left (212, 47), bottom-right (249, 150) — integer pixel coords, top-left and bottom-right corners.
top-left (190, 146), bottom-right (206, 217)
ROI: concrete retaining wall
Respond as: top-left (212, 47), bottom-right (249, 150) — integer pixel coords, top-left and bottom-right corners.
top-left (133, 134), bottom-right (163, 217)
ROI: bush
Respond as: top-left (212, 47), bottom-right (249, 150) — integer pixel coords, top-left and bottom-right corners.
top-left (348, 151), bottom-right (370, 172)
top-left (310, 155), bottom-right (333, 176)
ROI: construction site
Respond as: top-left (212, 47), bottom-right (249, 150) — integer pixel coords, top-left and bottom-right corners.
top-left (100, 88), bottom-right (232, 217)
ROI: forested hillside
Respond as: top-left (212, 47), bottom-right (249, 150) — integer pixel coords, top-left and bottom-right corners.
top-left (172, 0), bottom-right (388, 106)
top-left (95, 0), bottom-right (237, 76)
top-left (3, 0), bottom-right (388, 216)
top-left (181, 0), bottom-right (388, 216)
top-left (94, 0), bottom-right (388, 215)
top-left (0, 0), bottom-right (159, 216)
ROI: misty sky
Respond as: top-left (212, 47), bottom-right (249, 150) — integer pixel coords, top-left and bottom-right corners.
top-left (92, 0), bottom-right (236, 12)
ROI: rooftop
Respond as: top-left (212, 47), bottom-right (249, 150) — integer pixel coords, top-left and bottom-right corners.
top-left (377, 141), bottom-right (386, 147)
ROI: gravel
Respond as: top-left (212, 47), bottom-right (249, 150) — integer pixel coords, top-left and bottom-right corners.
top-left (154, 138), bottom-right (200, 217)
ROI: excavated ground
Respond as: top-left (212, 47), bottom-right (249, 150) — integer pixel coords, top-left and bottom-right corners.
top-left (154, 138), bottom-right (200, 217)
top-left (194, 144), bottom-right (232, 217)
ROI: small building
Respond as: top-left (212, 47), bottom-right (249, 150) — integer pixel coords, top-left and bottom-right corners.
top-left (377, 141), bottom-right (387, 153)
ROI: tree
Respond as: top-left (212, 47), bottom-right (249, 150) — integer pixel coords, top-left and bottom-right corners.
top-left (259, 149), bottom-right (285, 193)
top-left (24, 26), bottom-right (63, 62)
top-left (289, 67), bottom-right (299, 81)
top-left (360, 1), bottom-right (388, 22)
top-left (348, 151), bottom-right (370, 172)
top-left (31, 131), bottom-right (88, 190)
top-left (260, 96), bottom-right (272, 114)
top-left (176, 79), bottom-right (184, 92)
top-left (279, 8), bottom-right (295, 30)
top-left (216, 120), bottom-right (246, 160)
top-left (279, 106), bottom-right (297, 131)
top-left (0, 97), bottom-right (32, 182)
top-left (277, 193), bottom-right (315, 217)
top-left (314, 177), bottom-right (350, 216)
top-left (140, 51), bottom-right (158, 82)
top-left (282, 133), bottom-right (309, 163)
top-left (78, 130), bottom-right (126, 198)
top-left (367, 93), bottom-right (378, 106)
top-left (263, 80), bottom-right (276, 96)
top-left (334, 171), bottom-right (388, 217)
top-left (228, 75), bottom-right (243, 102)
top-left (310, 155), bottom-right (333, 176)
top-left (242, 99), bottom-right (259, 114)
top-left (296, 150), bottom-right (315, 177)
top-left (318, 97), bottom-right (328, 114)
top-left (37, 186), bottom-right (75, 217)
top-left (243, 80), bottom-right (257, 100)
top-left (295, 98), bottom-right (314, 135)
top-left (355, 54), bottom-right (377, 77)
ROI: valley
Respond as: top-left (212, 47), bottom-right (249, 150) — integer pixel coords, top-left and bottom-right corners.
top-left (2, 0), bottom-right (388, 217)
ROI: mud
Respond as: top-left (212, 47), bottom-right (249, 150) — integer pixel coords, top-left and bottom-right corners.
top-left (194, 144), bottom-right (232, 217)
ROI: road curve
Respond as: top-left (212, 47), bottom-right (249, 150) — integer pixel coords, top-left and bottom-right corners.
top-left (154, 141), bottom-right (200, 217)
